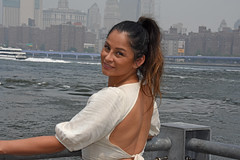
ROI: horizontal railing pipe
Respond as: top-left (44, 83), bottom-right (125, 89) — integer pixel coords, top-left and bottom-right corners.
top-left (0, 138), bottom-right (171, 160)
top-left (145, 137), bottom-right (172, 151)
top-left (187, 138), bottom-right (240, 159)
top-left (0, 150), bottom-right (82, 160)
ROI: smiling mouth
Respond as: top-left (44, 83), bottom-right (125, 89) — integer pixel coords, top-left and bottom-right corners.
top-left (103, 62), bottom-right (114, 70)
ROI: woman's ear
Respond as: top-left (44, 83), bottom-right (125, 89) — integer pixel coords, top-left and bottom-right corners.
top-left (134, 55), bottom-right (145, 68)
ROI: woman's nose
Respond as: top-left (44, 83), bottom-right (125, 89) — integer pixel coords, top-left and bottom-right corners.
top-left (104, 51), bottom-right (114, 62)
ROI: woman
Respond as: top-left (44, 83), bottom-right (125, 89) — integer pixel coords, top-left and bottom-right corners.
top-left (0, 16), bottom-right (164, 160)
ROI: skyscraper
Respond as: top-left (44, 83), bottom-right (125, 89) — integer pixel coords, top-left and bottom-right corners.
top-left (234, 19), bottom-right (240, 30)
top-left (139, 0), bottom-right (161, 25)
top-left (140, 0), bottom-right (154, 17)
top-left (119, 0), bottom-right (140, 21)
top-left (1, 0), bottom-right (43, 28)
top-left (87, 3), bottom-right (101, 33)
top-left (58, 0), bottom-right (68, 9)
top-left (104, 0), bottom-right (120, 32)
top-left (218, 19), bottom-right (228, 32)
top-left (0, 0), bottom-right (3, 25)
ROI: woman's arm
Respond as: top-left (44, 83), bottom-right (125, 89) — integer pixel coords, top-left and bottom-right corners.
top-left (0, 136), bottom-right (65, 155)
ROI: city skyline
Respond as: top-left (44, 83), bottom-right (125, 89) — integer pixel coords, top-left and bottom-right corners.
top-left (0, 0), bottom-right (239, 57)
top-left (42, 0), bottom-right (240, 33)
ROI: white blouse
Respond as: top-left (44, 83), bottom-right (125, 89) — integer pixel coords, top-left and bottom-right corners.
top-left (55, 82), bottom-right (160, 160)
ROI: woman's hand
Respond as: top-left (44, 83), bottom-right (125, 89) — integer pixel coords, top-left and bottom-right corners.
top-left (0, 136), bottom-right (65, 155)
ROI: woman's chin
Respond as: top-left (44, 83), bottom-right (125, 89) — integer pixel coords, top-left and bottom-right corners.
top-left (101, 69), bottom-right (110, 76)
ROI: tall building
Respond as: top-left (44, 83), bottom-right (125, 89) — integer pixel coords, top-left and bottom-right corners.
top-left (43, 0), bottom-right (87, 29)
top-left (87, 3), bottom-right (101, 33)
top-left (104, 0), bottom-right (120, 32)
top-left (118, 0), bottom-right (160, 24)
top-left (218, 19), bottom-right (228, 32)
top-left (58, 0), bottom-right (68, 9)
top-left (140, 0), bottom-right (154, 17)
top-left (234, 19), bottom-right (240, 30)
top-left (172, 23), bottom-right (187, 35)
top-left (1, 0), bottom-right (43, 28)
top-left (0, 0), bottom-right (3, 25)
top-left (119, 0), bottom-right (140, 21)
top-left (153, 0), bottom-right (161, 25)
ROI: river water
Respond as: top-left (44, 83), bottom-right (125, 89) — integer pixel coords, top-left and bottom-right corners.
top-left (0, 56), bottom-right (239, 160)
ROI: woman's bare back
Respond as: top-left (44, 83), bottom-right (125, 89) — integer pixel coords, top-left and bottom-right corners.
top-left (109, 86), bottom-right (153, 155)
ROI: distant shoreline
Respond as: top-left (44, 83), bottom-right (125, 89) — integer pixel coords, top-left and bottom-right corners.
top-left (165, 61), bottom-right (240, 67)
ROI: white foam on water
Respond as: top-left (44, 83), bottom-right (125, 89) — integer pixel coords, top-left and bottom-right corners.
top-left (77, 61), bottom-right (101, 65)
top-left (25, 57), bottom-right (71, 63)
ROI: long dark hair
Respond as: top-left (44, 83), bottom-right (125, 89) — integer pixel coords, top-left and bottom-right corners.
top-left (107, 16), bottom-right (164, 98)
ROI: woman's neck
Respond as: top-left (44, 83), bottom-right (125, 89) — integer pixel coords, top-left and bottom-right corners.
top-left (108, 74), bottom-right (139, 87)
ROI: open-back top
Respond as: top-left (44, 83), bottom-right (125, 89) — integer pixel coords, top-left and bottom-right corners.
top-left (55, 82), bottom-right (160, 160)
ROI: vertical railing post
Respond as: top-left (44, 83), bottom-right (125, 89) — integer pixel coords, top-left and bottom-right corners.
top-left (152, 122), bottom-right (211, 160)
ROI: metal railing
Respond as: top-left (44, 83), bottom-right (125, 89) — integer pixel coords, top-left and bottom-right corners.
top-left (1, 122), bottom-right (240, 160)
top-left (0, 150), bottom-right (82, 160)
top-left (187, 138), bottom-right (240, 159)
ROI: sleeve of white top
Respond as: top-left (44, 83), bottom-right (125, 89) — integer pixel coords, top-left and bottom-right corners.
top-left (55, 87), bottom-right (126, 152)
top-left (148, 101), bottom-right (160, 136)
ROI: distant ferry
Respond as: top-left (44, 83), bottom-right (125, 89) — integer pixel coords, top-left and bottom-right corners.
top-left (0, 47), bottom-right (27, 59)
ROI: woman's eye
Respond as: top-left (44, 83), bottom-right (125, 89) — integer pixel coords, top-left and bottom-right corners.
top-left (104, 45), bottom-right (110, 51)
top-left (116, 51), bottom-right (124, 56)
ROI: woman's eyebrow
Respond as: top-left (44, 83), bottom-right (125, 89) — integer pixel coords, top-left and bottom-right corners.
top-left (105, 40), bottom-right (127, 52)
top-left (115, 47), bottom-right (127, 52)
top-left (105, 41), bottom-right (110, 45)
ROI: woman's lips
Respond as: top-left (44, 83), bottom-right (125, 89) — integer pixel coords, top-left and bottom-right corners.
top-left (103, 62), bottom-right (114, 70)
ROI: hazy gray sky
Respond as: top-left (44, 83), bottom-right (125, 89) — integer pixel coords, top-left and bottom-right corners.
top-left (43, 0), bottom-right (240, 32)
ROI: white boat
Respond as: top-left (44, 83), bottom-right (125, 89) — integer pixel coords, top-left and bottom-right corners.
top-left (0, 47), bottom-right (27, 60)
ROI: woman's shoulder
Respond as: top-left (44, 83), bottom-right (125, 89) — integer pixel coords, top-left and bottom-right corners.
top-left (96, 86), bottom-right (125, 97)
top-left (88, 86), bottom-right (126, 104)
top-left (88, 82), bottom-right (140, 105)
top-left (93, 82), bottom-right (139, 98)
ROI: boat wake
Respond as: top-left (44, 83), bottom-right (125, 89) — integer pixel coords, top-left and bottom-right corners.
top-left (25, 57), bottom-right (71, 63)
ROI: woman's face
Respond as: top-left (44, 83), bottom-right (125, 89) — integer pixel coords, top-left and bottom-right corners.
top-left (101, 30), bottom-right (138, 78)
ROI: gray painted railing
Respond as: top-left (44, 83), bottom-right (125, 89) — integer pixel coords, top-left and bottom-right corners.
top-left (0, 150), bottom-right (82, 160)
top-left (187, 138), bottom-right (240, 159)
top-left (1, 122), bottom-right (240, 160)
